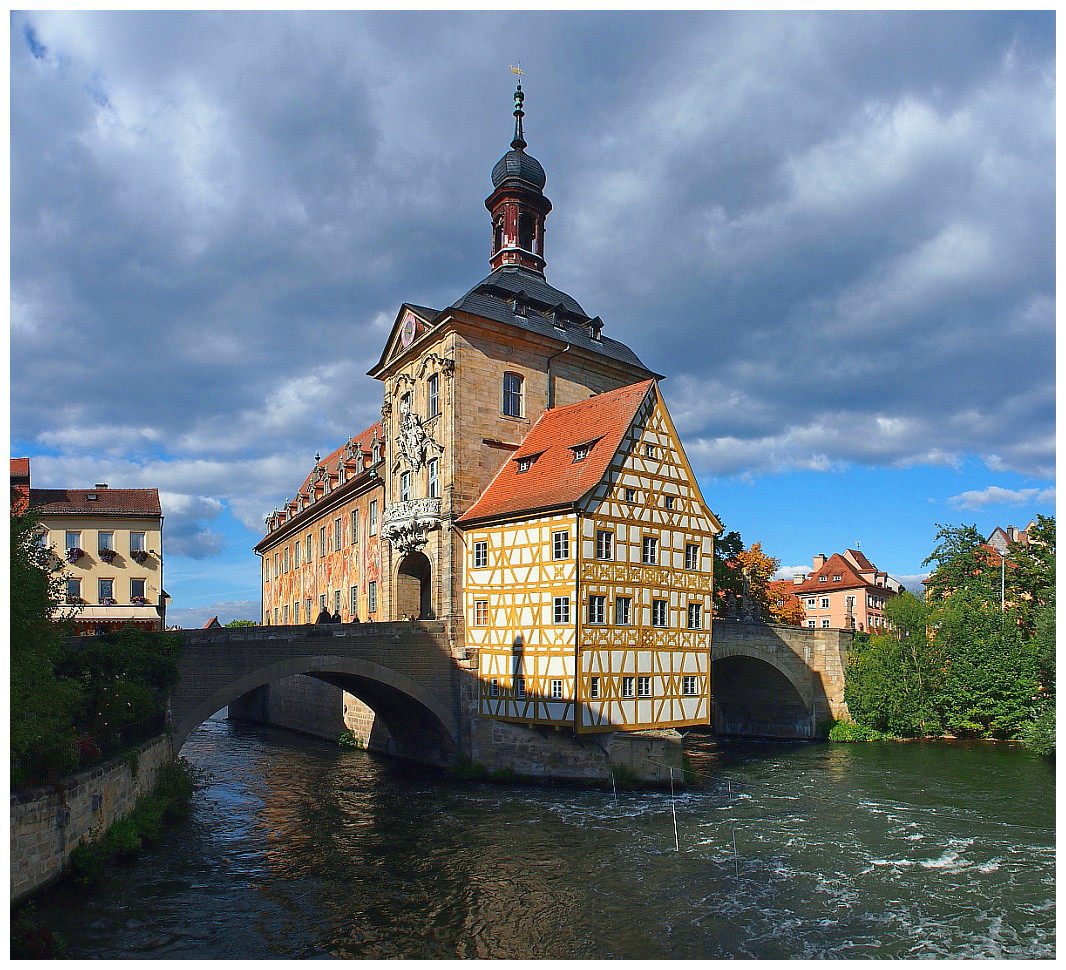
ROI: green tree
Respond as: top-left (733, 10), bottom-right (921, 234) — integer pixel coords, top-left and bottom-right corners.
top-left (712, 527), bottom-right (744, 617)
top-left (922, 523), bottom-right (998, 602)
top-left (224, 619), bottom-right (257, 627)
top-left (1005, 514), bottom-right (1055, 637)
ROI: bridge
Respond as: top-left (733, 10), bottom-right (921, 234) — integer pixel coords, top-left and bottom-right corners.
top-left (170, 619), bottom-right (853, 768)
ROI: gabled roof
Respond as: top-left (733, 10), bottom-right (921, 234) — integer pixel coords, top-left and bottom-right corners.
top-left (29, 488), bottom-right (162, 516)
top-left (10, 457), bottom-right (30, 483)
top-left (203, 616), bottom-right (222, 629)
top-left (459, 380), bottom-right (655, 525)
top-left (842, 548), bottom-right (874, 572)
top-left (292, 420), bottom-right (382, 499)
top-left (792, 551), bottom-right (897, 595)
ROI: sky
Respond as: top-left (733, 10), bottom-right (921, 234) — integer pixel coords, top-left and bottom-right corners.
top-left (10, 10), bottom-right (1056, 627)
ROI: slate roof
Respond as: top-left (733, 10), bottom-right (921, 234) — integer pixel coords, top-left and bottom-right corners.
top-left (449, 266), bottom-right (657, 376)
top-left (29, 487), bottom-right (162, 516)
top-left (459, 380), bottom-right (655, 525)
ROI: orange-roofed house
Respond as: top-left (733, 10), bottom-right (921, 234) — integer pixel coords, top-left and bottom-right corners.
top-left (790, 550), bottom-right (903, 633)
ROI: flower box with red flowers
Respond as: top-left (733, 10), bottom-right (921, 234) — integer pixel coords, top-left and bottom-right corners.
top-left (99, 596), bottom-right (117, 606)
top-left (131, 595), bottom-right (150, 605)
top-left (65, 547), bottom-right (84, 564)
top-left (130, 550), bottom-right (149, 563)
top-left (98, 548), bottom-right (117, 563)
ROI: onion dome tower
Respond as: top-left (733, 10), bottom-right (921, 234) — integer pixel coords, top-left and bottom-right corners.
top-left (486, 81), bottom-right (552, 276)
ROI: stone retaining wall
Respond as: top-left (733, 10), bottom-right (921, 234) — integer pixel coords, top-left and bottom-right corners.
top-left (10, 734), bottom-right (174, 903)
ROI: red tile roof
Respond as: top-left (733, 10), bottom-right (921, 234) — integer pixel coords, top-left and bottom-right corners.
top-left (10, 457), bottom-right (30, 483)
top-left (28, 488), bottom-right (162, 516)
top-left (792, 551), bottom-right (889, 595)
top-left (459, 380), bottom-right (655, 525)
top-left (294, 421), bottom-right (382, 499)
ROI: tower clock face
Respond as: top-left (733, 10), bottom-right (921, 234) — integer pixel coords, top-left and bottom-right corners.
top-left (400, 312), bottom-right (417, 347)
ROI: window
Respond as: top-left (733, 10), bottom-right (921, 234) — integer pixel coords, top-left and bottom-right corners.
top-left (845, 595), bottom-right (856, 612)
top-left (644, 444), bottom-right (657, 459)
top-left (295, 601), bottom-right (301, 624)
top-left (320, 527), bottom-right (327, 556)
top-left (131, 578), bottom-right (146, 600)
top-left (516, 457), bottom-right (533, 474)
top-left (490, 679), bottom-right (499, 697)
top-left (589, 677), bottom-right (600, 699)
top-left (553, 597), bottom-right (571, 624)
top-left (400, 470), bottom-right (411, 502)
top-left (305, 535), bottom-right (312, 562)
top-left (821, 619), bottom-right (831, 629)
top-left (596, 530), bottom-right (613, 561)
top-left (350, 510), bottom-right (360, 546)
top-left (642, 536), bottom-right (658, 565)
top-left (685, 543), bottom-right (700, 571)
top-left (65, 531), bottom-right (81, 550)
top-left (683, 675), bottom-right (698, 696)
top-left (473, 541), bottom-right (488, 568)
top-left (274, 553), bottom-right (279, 575)
top-left (427, 373), bottom-right (440, 418)
top-left (652, 599), bottom-right (667, 627)
top-left (427, 458), bottom-right (439, 499)
top-left (294, 542), bottom-right (301, 567)
top-left (283, 547), bottom-right (289, 572)
top-left (516, 677), bottom-right (526, 698)
top-left (614, 596), bottom-right (631, 626)
top-left (334, 590), bottom-right (341, 614)
top-left (474, 600), bottom-right (489, 625)
top-left (274, 609), bottom-right (279, 624)
top-left (621, 676), bottom-right (634, 698)
top-left (518, 211), bottom-right (535, 251)
top-left (637, 676), bottom-right (651, 698)
top-left (588, 596), bottom-right (606, 624)
top-left (130, 532), bottom-right (145, 553)
top-left (819, 575), bottom-right (827, 583)
top-left (572, 444), bottom-right (589, 462)
top-left (306, 598), bottom-right (312, 621)
top-left (334, 517), bottom-right (342, 548)
top-left (552, 531), bottom-right (570, 560)
top-left (283, 604), bottom-right (289, 623)
top-left (833, 574), bottom-right (842, 582)
top-left (98, 531), bottom-right (114, 551)
top-left (99, 578), bottom-right (114, 603)
top-left (807, 620), bottom-right (816, 629)
top-left (503, 372), bottom-right (523, 417)
top-left (624, 487), bottom-right (636, 502)
top-left (664, 496), bottom-right (675, 510)
top-left (400, 391), bottom-right (411, 415)
top-left (350, 586), bottom-right (359, 615)
top-left (820, 597), bottom-right (830, 609)
top-left (66, 578), bottom-right (81, 602)
top-left (368, 581), bottom-right (377, 614)
top-left (687, 603), bottom-right (702, 629)
top-left (369, 501), bottom-right (378, 535)
top-left (806, 597), bottom-right (816, 608)
top-left (319, 594), bottom-right (327, 611)
top-left (550, 679), bottom-right (563, 700)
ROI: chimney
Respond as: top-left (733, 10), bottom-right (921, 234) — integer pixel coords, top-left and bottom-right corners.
top-left (792, 573), bottom-right (805, 586)
top-left (813, 554), bottom-right (826, 570)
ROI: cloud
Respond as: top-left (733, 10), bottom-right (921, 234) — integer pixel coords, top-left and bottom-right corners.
top-left (948, 486), bottom-right (1056, 511)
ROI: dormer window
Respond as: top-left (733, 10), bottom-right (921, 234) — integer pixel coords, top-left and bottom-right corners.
top-left (819, 575), bottom-right (827, 583)
top-left (572, 445), bottom-right (589, 463)
top-left (514, 451), bottom-right (542, 474)
top-left (832, 574), bottom-right (842, 582)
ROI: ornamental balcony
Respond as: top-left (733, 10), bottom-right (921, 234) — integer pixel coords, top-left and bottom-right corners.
top-left (381, 498), bottom-right (442, 556)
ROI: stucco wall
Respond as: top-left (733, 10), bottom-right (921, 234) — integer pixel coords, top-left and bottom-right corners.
top-left (10, 734), bottom-right (173, 903)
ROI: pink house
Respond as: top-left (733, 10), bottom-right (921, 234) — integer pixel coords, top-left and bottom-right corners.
top-left (790, 549), bottom-right (903, 632)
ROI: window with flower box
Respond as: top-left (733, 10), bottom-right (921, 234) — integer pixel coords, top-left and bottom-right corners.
top-left (98, 578), bottom-right (115, 605)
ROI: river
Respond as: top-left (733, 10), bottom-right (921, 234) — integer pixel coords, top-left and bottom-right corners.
top-left (33, 714), bottom-right (1055, 959)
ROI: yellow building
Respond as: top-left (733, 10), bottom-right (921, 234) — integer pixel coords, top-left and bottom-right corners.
top-left (255, 82), bottom-right (722, 735)
top-left (14, 460), bottom-right (167, 634)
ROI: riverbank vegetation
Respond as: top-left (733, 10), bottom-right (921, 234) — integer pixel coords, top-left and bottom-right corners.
top-left (840, 517), bottom-right (1054, 753)
top-left (11, 507), bottom-right (182, 789)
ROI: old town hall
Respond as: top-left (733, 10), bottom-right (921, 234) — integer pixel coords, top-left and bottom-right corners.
top-left (255, 83), bottom-right (722, 735)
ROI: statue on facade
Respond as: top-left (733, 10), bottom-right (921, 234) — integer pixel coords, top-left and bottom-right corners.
top-left (396, 397), bottom-right (441, 471)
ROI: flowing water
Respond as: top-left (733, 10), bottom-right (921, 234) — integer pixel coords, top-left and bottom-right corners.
top-left (34, 715), bottom-right (1055, 959)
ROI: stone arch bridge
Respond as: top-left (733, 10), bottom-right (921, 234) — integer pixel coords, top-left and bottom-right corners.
top-left (169, 620), bottom-right (853, 762)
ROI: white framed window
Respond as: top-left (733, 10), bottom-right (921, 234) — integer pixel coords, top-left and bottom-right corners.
top-left (283, 547), bottom-right (289, 572)
top-left (294, 542), bottom-right (301, 567)
top-left (473, 541), bottom-right (488, 569)
top-left (806, 597), bottom-right (816, 608)
top-left (130, 531), bottom-right (145, 552)
top-left (283, 604), bottom-right (289, 623)
top-left (820, 597), bottom-right (830, 609)
top-left (474, 600), bottom-right (488, 625)
top-left (819, 575), bottom-right (828, 583)
top-left (66, 578), bottom-right (81, 602)
top-left (685, 543), bottom-right (699, 571)
top-left (427, 372), bottom-right (440, 418)
top-left (319, 526), bottom-right (327, 557)
top-left (644, 444), bottom-right (657, 459)
top-left (400, 470), bottom-right (411, 503)
top-left (334, 517), bottom-right (342, 548)
top-left (274, 552), bottom-right (280, 576)
top-left (637, 676), bottom-right (651, 698)
top-left (550, 679), bottom-right (563, 700)
top-left (295, 601), bottom-right (301, 623)
top-left (368, 581), bottom-right (377, 614)
top-left (350, 509), bottom-right (359, 545)
top-left (833, 574), bottom-right (842, 582)
top-left (652, 599), bottom-right (667, 627)
top-left (642, 535), bottom-right (658, 565)
top-left (350, 586), bottom-right (359, 615)
top-left (319, 594), bottom-right (327, 611)
top-left (624, 487), bottom-right (636, 502)
top-left (596, 530), bottom-right (613, 561)
top-left (334, 590), bottom-right (341, 613)
top-left (516, 456), bottom-right (533, 474)
top-left (490, 678), bottom-right (499, 697)
top-left (305, 535), bottom-right (312, 562)
top-left (503, 372), bottom-right (524, 417)
top-left (588, 595), bottom-right (606, 624)
top-left (621, 676), bottom-right (634, 698)
top-left (807, 620), bottom-right (816, 629)
top-left (614, 596), bottom-right (631, 626)
top-left (571, 444), bottom-right (589, 463)
top-left (427, 458), bottom-right (439, 499)
top-left (589, 677), bottom-right (600, 699)
top-left (369, 500), bottom-right (378, 535)
top-left (98, 531), bottom-right (114, 551)
top-left (516, 677), bottom-right (526, 698)
top-left (274, 609), bottom-right (279, 624)
top-left (65, 530), bottom-right (81, 550)
top-left (664, 495), bottom-right (675, 510)
top-left (682, 675), bottom-right (698, 696)
top-left (98, 578), bottom-right (114, 603)
top-left (687, 603), bottom-right (702, 629)
top-left (552, 531), bottom-right (570, 560)
top-left (130, 578), bottom-right (146, 600)
top-left (553, 596), bottom-right (571, 624)
top-left (821, 619), bottom-right (831, 629)
top-left (306, 597), bottom-right (312, 621)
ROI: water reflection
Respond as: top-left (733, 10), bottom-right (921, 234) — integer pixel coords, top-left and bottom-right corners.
top-left (32, 716), bottom-right (1054, 959)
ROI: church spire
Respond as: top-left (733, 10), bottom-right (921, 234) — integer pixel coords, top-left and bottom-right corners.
top-left (486, 78), bottom-right (552, 276)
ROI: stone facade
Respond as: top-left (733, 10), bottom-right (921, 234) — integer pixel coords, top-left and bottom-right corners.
top-left (10, 735), bottom-right (174, 902)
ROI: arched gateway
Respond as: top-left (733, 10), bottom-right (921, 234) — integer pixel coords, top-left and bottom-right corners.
top-left (170, 622), bottom-right (461, 765)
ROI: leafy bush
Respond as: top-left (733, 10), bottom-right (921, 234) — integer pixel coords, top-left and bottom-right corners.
top-left (338, 728), bottom-right (364, 749)
top-left (104, 818), bottom-right (142, 858)
top-left (828, 720), bottom-right (888, 742)
top-left (1020, 708), bottom-right (1055, 757)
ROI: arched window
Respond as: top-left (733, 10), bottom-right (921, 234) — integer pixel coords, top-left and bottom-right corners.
top-left (518, 212), bottom-right (534, 252)
top-left (493, 217), bottom-right (503, 254)
top-left (427, 373), bottom-right (439, 418)
top-left (503, 372), bottom-right (523, 417)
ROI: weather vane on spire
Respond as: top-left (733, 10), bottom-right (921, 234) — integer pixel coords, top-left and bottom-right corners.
top-left (509, 64), bottom-right (526, 150)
